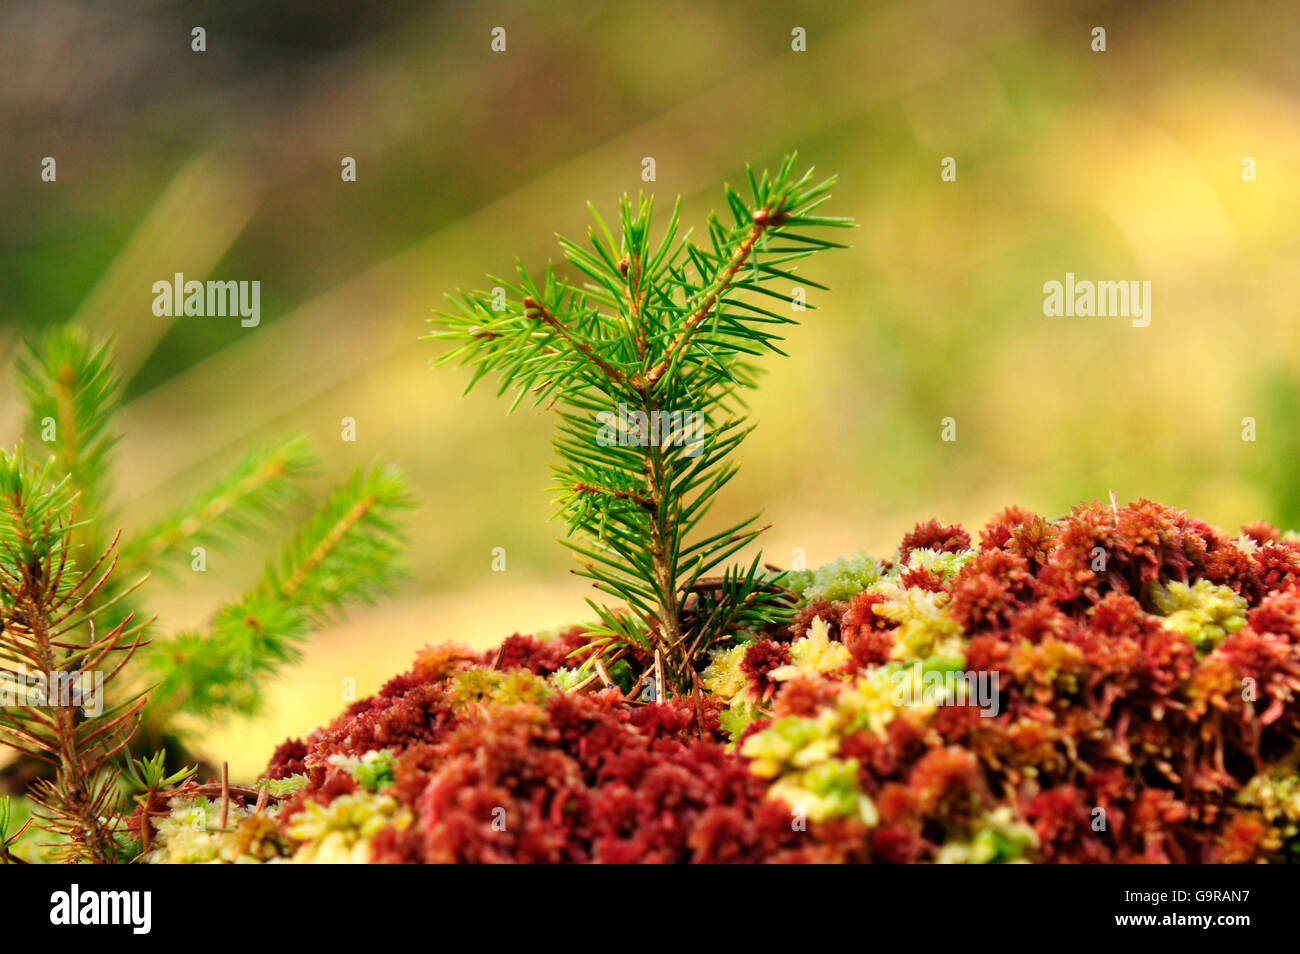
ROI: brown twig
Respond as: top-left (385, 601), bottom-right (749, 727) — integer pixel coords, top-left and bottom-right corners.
top-left (572, 482), bottom-right (655, 511)
top-left (624, 666), bottom-right (651, 702)
top-left (566, 670), bottom-right (602, 693)
top-left (524, 296), bottom-right (630, 386)
top-left (217, 762), bottom-right (230, 830)
top-left (140, 780), bottom-right (289, 817)
top-left (138, 812), bottom-right (150, 856)
top-left (637, 210), bottom-right (776, 390)
top-left (689, 669), bottom-right (708, 740)
top-left (619, 254), bottom-right (649, 358)
top-left (1, 815), bottom-right (34, 865)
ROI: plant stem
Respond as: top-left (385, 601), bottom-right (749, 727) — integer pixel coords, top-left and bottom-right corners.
top-left (642, 393), bottom-right (687, 686)
top-left (626, 213), bottom-right (779, 688)
top-left (27, 598), bottom-right (118, 864)
top-left (640, 213), bottom-right (771, 389)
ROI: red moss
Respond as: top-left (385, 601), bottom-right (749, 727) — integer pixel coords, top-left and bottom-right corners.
top-left (1203, 543), bottom-right (1263, 601)
top-left (1217, 814), bottom-right (1271, 863)
top-left (785, 597), bottom-right (846, 642)
top-left (1006, 516), bottom-right (1058, 573)
top-left (265, 737), bottom-right (310, 780)
top-left (1241, 521), bottom-right (1281, 546)
top-left (899, 519), bottom-right (971, 562)
top-left (898, 564), bottom-right (947, 592)
top-left (1036, 498), bottom-right (1215, 611)
top-left (842, 590), bottom-right (897, 667)
top-left (979, 506), bottom-right (1040, 552)
top-left (265, 497), bottom-right (1300, 864)
top-left (949, 549), bottom-right (1035, 632)
top-left (1254, 541), bottom-right (1300, 595)
top-left (412, 643), bottom-right (478, 682)
top-left (483, 627), bottom-right (596, 674)
top-left (741, 639), bottom-right (791, 701)
top-left (772, 673), bottom-right (840, 718)
top-left (1022, 786), bottom-right (1112, 863)
top-left (1248, 590), bottom-right (1300, 643)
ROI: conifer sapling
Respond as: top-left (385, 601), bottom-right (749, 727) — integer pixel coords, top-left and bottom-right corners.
top-left (0, 327), bottom-right (415, 861)
top-left (429, 155), bottom-right (852, 691)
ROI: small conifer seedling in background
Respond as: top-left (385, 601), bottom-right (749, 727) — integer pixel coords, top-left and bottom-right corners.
top-left (0, 327), bottom-right (414, 861)
top-left (429, 155), bottom-right (853, 692)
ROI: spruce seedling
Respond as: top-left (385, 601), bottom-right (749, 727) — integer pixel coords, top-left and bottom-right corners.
top-left (13, 327), bottom-right (415, 731)
top-left (429, 155), bottom-right (852, 691)
top-left (0, 448), bottom-right (150, 862)
top-left (0, 326), bottom-right (415, 861)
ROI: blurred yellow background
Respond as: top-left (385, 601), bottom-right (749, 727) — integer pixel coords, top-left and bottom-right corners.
top-left (1, 0), bottom-right (1297, 775)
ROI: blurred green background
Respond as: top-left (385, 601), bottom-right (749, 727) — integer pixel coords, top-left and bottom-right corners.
top-left (1, 0), bottom-right (1297, 773)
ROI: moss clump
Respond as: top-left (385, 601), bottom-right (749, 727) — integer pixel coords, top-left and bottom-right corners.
top-left (141, 499), bottom-right (1300, 864)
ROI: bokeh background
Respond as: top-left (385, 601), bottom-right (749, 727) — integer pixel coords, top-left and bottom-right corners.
top-left (1, 0), bottom-right (1297, 775)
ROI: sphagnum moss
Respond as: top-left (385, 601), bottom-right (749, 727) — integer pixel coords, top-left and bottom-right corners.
top-left (139, 498), bottom-right (1300, 864)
